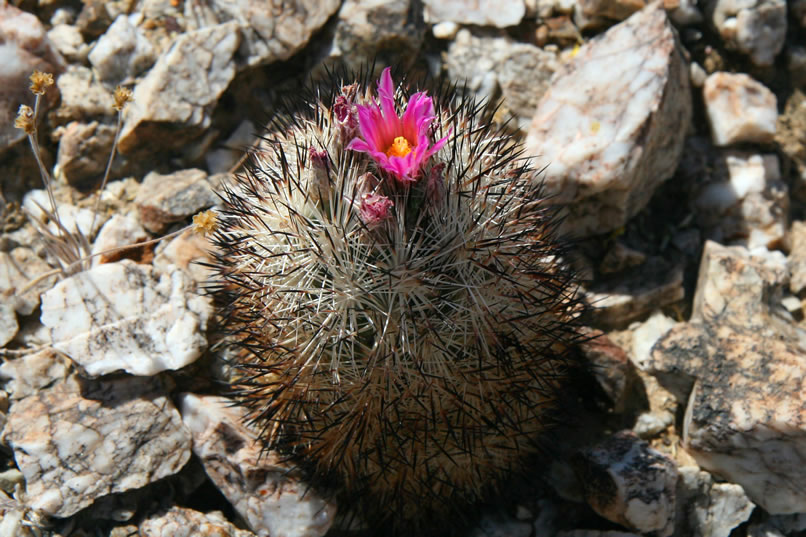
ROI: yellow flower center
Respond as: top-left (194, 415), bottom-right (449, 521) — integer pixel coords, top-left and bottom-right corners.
top-left (385, 136), bottom-right (413, 158)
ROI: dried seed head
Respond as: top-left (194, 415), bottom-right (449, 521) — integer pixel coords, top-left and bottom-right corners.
top-left (29, 71), bottom-right (54, 96)
top-left (113, 86), bottom-right (134, 111)
top-left (192, 210), bottom-right (218, 236)
top-left (14, 105), bottom-right (35, 135)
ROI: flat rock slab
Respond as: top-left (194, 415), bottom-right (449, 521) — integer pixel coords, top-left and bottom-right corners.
top-left (1, 375), bottom-right (191, 517)
top-left (40, 260), bottom-right (211, 377)
top-left (526, 3), bottom-right (690, 237)
top-left (649, 241), bottom-right (806, 514)
top-left (179, 393), bottom-right (336, 537)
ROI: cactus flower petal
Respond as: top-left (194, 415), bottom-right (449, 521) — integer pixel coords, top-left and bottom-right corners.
top-left (347, 68), bottom-right (448, 183)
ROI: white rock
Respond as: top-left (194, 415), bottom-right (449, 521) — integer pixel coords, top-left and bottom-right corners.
top-left (526, 4), bottom-right (691, 237)
top-left (205, 119), bottom-right (256, 174)
top-left (153, 229), bottom-right (215, 284)
top-left (40, 260), bottom-right (211, 377)
top-left (689, 62), bottom-right (707, 88)
top-left (47, 23), bottom-right (87, 63)
top-left (703, 72), bottom-right (777, 146)
top-left (178, 394), bottom-right (336, 537)
top-left (53, 64), bottom-right (116, 122)
top-left (432, 21), bottom-right (459, 40)
top-left (90, 214), bottom-right (149, 265)
top-left (1, 375), bottom-right (191, 517)
top-left (140, 506), bottom-right (256, 537)
top-left (707, 0), bottom-right (786, 66)
top-left (693, 152), bottom-right (787, 249)
top-left (22, 189), bottom-right (106, 239)
top-left (631, 311), bottom-right (677, 370)
top-left (423, 0), bottom-right (526, 27)
top-left (678, 466), bottom-right (755, 537)
top-left (0, 349), bottom-right (72, 401)
top-left (88, 14), bottom-right (156, 85)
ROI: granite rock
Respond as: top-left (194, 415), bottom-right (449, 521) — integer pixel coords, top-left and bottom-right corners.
top-left (1, 374), bottom-right (191, 517)
top-left (40, 260), bottom-right (211, 377)
top-left (649, 241), bottom-right (806, 514)
top-left (119, 22), bottom-right (240, 154)
top-left (703, 72), bottom-right (777, 146)
top-left (573, 431), bottom-right (678, 537)
top-left (179, 393), bottom-right (336, 537)
top-left (526, 4), bottom-right (691, 237)
top-left (705, 0), bottom-right (786, 67)
top-left (423, 0), bottom-right (526, 27)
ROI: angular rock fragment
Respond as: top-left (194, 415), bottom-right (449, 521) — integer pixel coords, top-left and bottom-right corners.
top-left (1, 375), bottom-right (191, 517)
top-left (0, 247), bottom-right (58, 316)
top-left (705, 0), bottom-right (786, 67)
top-left (184, 0), bottom-right (341, 68)
top-left (0, 3), bottom-right (65, 154)
top-left (692, 152), bottom-right (787, 249)
top-left (40, 260), bottom-right (211, 377)
top-left (134, 168), bottom-right (218, 233)
top-left (677, 466), bottom-right (755, 537)
top-left (703, 72), bottom-right (777, 146)
top-left (118, 22), bottom-right (240, 153)
top-left (56, 121), bottom-right (119, 186)
top-left (327, 0), bottom-right (425, 72)
top-left (0, 299), bottom-right (17, 347)
top-left (52, 65), bottom-right (116, 122)
top-left (649, 241), bottom-right (806, 514)
top-left (140, 506), bottom-right (256, 537)
top-left (0, 348), bottom-right (72, 401)
top-left (573, 431), bottom-right (678, 537)
top-left (423, 0), bottom-right (526, 27)
top-left (90, 214), bottom-right (151, 265)
top-left (446, 29), bottom-right (558, 129)
top-left (526, 4), bottom-right (691, 237)
top-left (179, 393), bottom-right (336, 537)
top-left (88, 14), bottom-right (156, 86)
top-left (788, 221), bottom-right (806, 295)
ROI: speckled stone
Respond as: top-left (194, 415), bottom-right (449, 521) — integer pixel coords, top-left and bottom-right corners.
top-left (423, 0), bottom-right (526, 27)
top-left (140, 506), bottom-right (256, 537)
top-left (573, 431), bottom-right (678, 537)
top-left (1, 375), bottom-right (191, 517)
top-left (526, 3), bottom-right (691, 237)
top-left (649, 241), bottom-right (806, 514)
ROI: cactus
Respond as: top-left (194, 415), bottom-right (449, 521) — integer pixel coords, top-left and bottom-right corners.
top-left (208, 67), bottom-right (584, 534)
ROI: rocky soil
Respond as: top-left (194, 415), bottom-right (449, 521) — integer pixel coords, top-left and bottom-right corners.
top-left (0, 0), bottom-right (805, 536)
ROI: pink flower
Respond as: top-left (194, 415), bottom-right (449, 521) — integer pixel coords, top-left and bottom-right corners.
top-left (347, 68), bottom-right (448, 184)
top-left (359, 192), bottom-right (394, 226)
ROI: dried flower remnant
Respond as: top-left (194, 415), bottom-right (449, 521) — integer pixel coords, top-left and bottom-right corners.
top-left (14, 105), bottom-right (35, 135)
top-left (113, 86), bottom-right (134, 111)
top-left (347, 68), bottom-right (448, 183)
top-left (193, 210), bottom-right (218, 237)
top-left (29, 71), bottom-right (54, 96)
